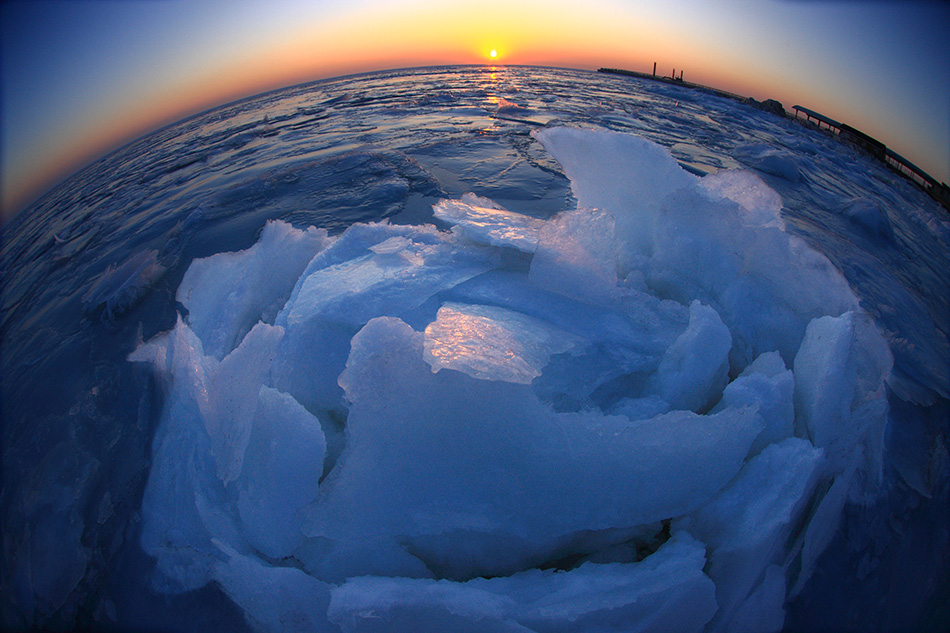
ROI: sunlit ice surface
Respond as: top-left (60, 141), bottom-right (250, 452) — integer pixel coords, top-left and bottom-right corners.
top-left (1, 66), bottom-right (948, 632)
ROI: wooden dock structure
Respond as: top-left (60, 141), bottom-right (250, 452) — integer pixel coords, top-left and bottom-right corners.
top-left (598, 67), bottom-right (949, 211)
top-left (792, 105), bottom-right (949, 208)
top-left (791, 105), bottom-right (842, 133)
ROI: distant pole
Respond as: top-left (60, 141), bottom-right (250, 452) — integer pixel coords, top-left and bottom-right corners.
top-left (680, 70), bottom-right (683, 81)
top-left (672, 68), bottom-right (675, 79)
top-left (653, 62), bottom-right (656, 77)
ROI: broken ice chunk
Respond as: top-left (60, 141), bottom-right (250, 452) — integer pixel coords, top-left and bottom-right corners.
top-left (433, 192), bottom-right (545, 253)
top-left (236, 387), bottom-right (326, 560)
top-left (178, 220), bottom-right (330, 359)
top-left (282, 228), bottom-right (493, 328)
top-left (368, 235), bottom-right (412, 255)
top-left (327, 531), bottom-right (717, 633)
top-left (793, 311), bottom-right (891, 482)
top-left (207, 322), bottom-right (284, 484)
top-left (676, 438), bottom-right (823, 632)
top-left (647, 300), bottom-right (732, 412)
top-left (213, 546), bottom-right (334, 633)
top-left (531, 126), bottom-right (697, 271)
top-left (713, 351), bottom-right (794, 457)
top-left (423, 302), bottom-right (584, 383)
top-left (308, 317), bottom-right (763, 580)
top-left (699, 169), bottom-right (785, 229)
top-left (131, 318), bottom-right (288, 591)
top-left (529, 207), bottom-right (620, 305)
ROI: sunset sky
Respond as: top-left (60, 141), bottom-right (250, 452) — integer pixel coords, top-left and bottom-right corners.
top-left (1, 0), bottom-right (948, 222)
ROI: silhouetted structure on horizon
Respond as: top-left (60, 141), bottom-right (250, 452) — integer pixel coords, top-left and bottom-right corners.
top-left (595, 68), bottom-right (949, 212)
top-left (792, 105), bottom-right (949, 210)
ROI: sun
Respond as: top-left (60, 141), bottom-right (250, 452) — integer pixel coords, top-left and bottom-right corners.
top-left (481, 44), bottom-right (503, 62)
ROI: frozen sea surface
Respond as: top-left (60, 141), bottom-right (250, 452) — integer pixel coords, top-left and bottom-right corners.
top-left (1, 66), bottom-right (948, 632)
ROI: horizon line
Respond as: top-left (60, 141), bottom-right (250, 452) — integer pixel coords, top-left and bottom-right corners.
top-left (3, 62), bottom-right (946, 227)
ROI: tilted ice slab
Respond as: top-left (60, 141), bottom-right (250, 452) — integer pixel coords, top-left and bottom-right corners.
top-left (279, 221), bottom-right (494, 328)
top-left (306, 316), bottom-right (762, 580)
top-left (130, 317), bottom-right (327, 589)
top-left (177, 220), bottom-right (331, 360)
top-left (130, 127), bottom-right (892, 632)
top-left (269, 221), bottom-right (496, 414)
top-left (423, 302), bottom-right (585, 383)
top-left (532, 127), bottom-right (860, 370)
top-left (433, 192), bottom-right (545, 252)
top-left (676, 438), bottom-right (824, 632)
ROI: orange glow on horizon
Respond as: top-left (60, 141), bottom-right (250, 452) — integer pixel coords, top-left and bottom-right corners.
top-left (9, 0), bottom-right (896, 219)
top-left (0, 0), bottom-right (708, 218)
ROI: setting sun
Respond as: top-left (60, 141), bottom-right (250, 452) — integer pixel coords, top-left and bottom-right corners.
top-left (490, 49), bottom-right (497, 58)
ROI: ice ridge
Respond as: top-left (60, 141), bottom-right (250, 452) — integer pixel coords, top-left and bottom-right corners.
top-left (129, 127), bottom-right (892, 632)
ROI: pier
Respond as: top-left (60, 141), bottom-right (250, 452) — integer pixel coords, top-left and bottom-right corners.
top-left (791, 105), bottom-right (841, 133)
top-left (596, 68), bottom-right (949, 211)
top-left (792, 105), bottom-right (949, 207)
top-left (598, 67), bottom-right (747, 103)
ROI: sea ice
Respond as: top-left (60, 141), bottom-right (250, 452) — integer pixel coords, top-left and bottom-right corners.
top-left (16, 436), bottom-right (98, 618)
top-left (645, 299), bottom-right (731, 412)
top-left (213, 544), bottom-right (335, 633)
top-left (433, 192), bottom-right (545, 252)
top-left (327, 532), bottom-right (717, 633)
top-left (840, 197), bottom-right (895, 241)
top-left (127, 125), bottom-right (895, 632)
top-left (307, 316), bottom-right (762, 580)
top-left (278, 222), bottom-right (492, 328)
top-left (531, 126), bottom-right (696, 270)
top-left (727, 564), bottom-right (788, 633)
top-left (177, 220), bottom-right (330, 359)
top-left (422, 302), bottom-right (584, 383)
top-left (647, 183), bottom-right (858, 371)
top-left (268, 221), bottom-right (495, 414)
top-left (712, 351), bottom-right (795, 457)
top-left (236, 387), bottom-right (326, 559)
top-left (528, 207), bottom-right (619, 305)
top-left (130, 317), bottom-right (325, 588)
top-left (676, 438), bottom-right (823, 632)
top-left (698, 169), bottom-right (785, 229)
top-left (733, 143), bottom-right (803, 181)
top-left (794, 311), bottom-right (892, 483)
top-left (82, 249), bottom-right (165, 318)
top-left (441, 269), bottom-right (690, 410)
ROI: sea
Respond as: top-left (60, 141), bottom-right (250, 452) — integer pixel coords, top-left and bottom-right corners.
top-left (1, 65), bottom-right (947, 632)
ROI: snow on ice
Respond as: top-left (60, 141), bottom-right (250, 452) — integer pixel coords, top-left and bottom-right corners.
top-left (129, 127), bottom-right (892, 632)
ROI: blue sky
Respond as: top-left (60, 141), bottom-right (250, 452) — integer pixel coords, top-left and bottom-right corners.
top-left (2, 0), bottom-right (948, 221)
